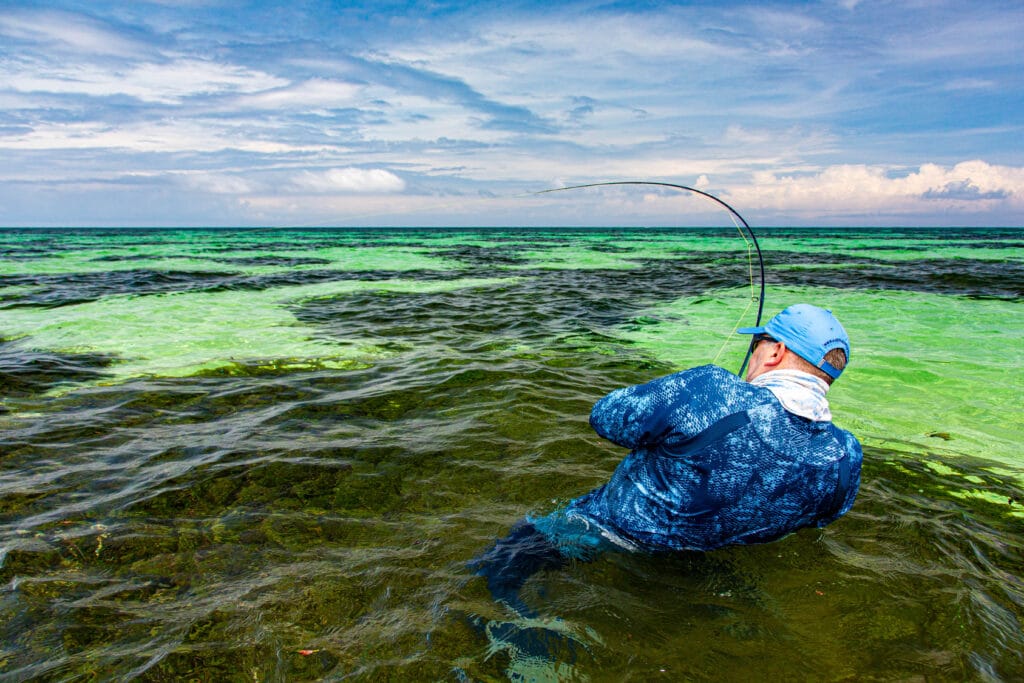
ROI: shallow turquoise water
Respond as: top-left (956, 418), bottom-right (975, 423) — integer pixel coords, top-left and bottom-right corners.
top-left (1, 227), bottom-right (1022, 681)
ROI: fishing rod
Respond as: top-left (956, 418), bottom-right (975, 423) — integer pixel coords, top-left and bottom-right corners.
top-left (533, 181), bottom-right (766, 377)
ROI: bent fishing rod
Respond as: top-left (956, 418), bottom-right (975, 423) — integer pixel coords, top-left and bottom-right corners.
top-left (533, 181), bottom-right (766, 377)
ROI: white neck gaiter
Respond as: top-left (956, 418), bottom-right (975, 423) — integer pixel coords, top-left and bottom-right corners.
top-left (750, 369), bottom-right (832, 422)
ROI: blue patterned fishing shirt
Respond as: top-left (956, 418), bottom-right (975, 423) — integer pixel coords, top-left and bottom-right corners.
top-left (534, 365), bottom-right (862, 554)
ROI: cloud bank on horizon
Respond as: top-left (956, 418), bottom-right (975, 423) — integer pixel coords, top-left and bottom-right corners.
top-left (0, 0), bottom-right (1021, 227)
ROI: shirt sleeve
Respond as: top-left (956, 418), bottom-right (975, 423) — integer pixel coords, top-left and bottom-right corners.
top-left (589, 369), bottom-right (696, 449)
top-left (835, 431), bottom-right (864, 518)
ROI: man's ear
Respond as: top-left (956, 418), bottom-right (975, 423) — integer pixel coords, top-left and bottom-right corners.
top-left (763, 341), bottom-right (787, 368)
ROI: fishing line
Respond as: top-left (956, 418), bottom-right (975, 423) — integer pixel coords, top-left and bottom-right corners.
top-left (291, 179), bottom-right (766, 375)
top-left (533, 181), bottom-right (766, 376)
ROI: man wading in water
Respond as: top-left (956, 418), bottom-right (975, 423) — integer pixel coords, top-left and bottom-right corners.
top-left (470, 303), bottom-right (863, 615)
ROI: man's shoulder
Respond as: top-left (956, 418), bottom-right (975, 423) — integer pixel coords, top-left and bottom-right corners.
top-left (670, 364), bottom-right (746, 386)
top-left (626, 365), bottom-right (740, 400)
top-left (660, 364), bottom-right (774, 415)
top-left (684, 363), bottom-right (739, 378)
top-left (831, 423), bottom-right (863, 459)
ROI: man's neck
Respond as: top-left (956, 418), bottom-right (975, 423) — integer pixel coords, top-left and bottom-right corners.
top-left (749, 369), bottom-right (832, 422)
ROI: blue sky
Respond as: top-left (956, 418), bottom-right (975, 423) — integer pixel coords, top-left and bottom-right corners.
top-left (1, 0), bottom-right (1021, 227)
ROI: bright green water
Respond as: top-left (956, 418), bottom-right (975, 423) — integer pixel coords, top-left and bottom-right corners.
top-left (1, 277), bottom-right (515, 381)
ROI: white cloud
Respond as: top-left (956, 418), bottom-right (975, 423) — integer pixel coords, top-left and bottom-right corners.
top-left (883, 15), bottom-right (1023, 64)
top-left (179, 172), bottom-right (257, 195)
top-left (379, 12), bottom-right (744, 105)
top-left (722, 125), bottom-right (839, 156)
top-left (352, 95), bottom-right (506, 144)
top-left (461, 160), bottom-right (1023, 224)
top-left (292, 168), bottom-right (406, 194)
top-left (0, 10), bottom-right (151, 58)
top-left (735, 160), bottom-right (1024, 215)
top-left (942, 78), bottom-right (997, 91)
top-left (4, 57), bottom-right (289, 104)
top-left (234, 78), bottom-right (361, 109)
top-left (0, 120), bottom-right (333, 154)
top-left (742, 7), bottom-right (826, 36)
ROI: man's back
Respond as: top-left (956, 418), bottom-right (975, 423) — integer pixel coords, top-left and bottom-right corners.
top-left (566, 365), bottom-right (862, 551)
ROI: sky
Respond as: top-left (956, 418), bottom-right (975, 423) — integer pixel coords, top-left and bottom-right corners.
top-left (0, 0), bottom-right (1022, 227)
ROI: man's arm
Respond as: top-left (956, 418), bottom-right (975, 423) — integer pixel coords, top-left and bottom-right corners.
top-left (830, 432), bottom-right (863, 521)
top-left (589, 371), bottom-right (694, 450)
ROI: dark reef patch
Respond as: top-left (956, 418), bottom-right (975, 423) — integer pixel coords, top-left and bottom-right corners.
top-left (0, 270), bottom-right (238, 309)
top-left (0, 338), bottom-right (115, 398)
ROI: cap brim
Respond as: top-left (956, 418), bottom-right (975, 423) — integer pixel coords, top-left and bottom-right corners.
top-left (736, 326), bottom-right (765, 335)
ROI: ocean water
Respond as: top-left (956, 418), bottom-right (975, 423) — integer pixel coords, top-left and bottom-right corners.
top-left (0, 226), bottom-right (1022, 681)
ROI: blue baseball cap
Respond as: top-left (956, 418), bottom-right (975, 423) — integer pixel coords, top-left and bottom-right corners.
top-left (738, 304), bottom-right (850, 379)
